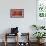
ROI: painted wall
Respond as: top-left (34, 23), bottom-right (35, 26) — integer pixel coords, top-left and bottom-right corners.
top-left (0, 0), bottom-right (36, 42)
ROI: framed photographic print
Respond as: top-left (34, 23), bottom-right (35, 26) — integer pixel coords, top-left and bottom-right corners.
top-left (10, 9), bottom-right (24, 18)
top-left (37, 0), bottom-right (46, 18)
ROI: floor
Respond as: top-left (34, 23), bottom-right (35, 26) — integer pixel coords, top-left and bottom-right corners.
top-left (0, 42), bottom-right (46, 46)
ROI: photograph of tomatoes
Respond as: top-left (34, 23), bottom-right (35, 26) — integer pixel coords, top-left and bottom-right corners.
top-left (10, 9), bottom-right (24, 18)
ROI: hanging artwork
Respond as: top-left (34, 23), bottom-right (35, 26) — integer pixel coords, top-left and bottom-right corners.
top-left (10, 9), bottom-right (24, 18)
top-left (37, 0), bottom-right (46, 18)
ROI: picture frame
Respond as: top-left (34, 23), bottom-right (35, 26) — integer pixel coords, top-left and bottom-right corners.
top-left (10, 9), bottom-right (24, 18)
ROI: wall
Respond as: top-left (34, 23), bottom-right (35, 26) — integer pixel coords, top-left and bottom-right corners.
top-left (0, 0), bottom-right (36, 42)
